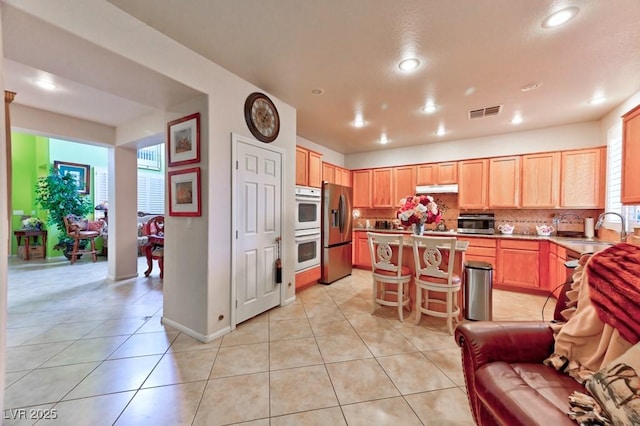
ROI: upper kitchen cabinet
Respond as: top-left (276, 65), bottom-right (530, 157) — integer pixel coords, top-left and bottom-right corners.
top-left (622, 104), bottom-right (640, 204)
top-left (352, 169), bottom-right (372, 207)
top-left (521, 152), bottom-right (560, 208)
top-left (459, 159), bottom-right (489, 209)
top-left (488, 156), bottom-right (521, 208)
top-left (334, 166), bottom-right (351, 187)
top-left (322, 162), bottom-right (336, 184)
top-left (416, 162), bottom-right (458, 185)
top-left (393, 165), bottom-right (416, 204)
top-left (560, 147), bottom-right (606, 208)
top-left (295, 146), bottom-right (322, 188)
top-left (372, 168), bottom-right (393, 207)
top-left (308, 151), bottom-right (323, 188)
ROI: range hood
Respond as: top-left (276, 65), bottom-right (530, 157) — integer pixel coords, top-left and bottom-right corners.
top-left (415, 184), bottom-right (459, 194)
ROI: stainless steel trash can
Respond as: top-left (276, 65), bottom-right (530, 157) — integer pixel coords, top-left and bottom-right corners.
top-left (464, 261), bottom-right (493, 321)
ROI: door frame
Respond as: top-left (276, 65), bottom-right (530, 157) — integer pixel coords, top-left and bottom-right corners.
top-left (230, 133), bottom-right (286, 329)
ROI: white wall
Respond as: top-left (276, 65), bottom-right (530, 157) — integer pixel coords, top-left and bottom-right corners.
top-left (6, 0), bottom-right (299, 341)
top-left (345, 121), bottom-right (602, 169)
top-left (0, 4), bottom-right (8, 414)
top-left (11, 104), bottom-right (116, 146)
top-left (600, 89), bottom-right (640, 137)
top-left (296, 135), bottom-right (345, 167)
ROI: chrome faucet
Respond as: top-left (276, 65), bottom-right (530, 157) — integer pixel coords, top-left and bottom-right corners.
top-left (595, 212), bottom-right (627, 242)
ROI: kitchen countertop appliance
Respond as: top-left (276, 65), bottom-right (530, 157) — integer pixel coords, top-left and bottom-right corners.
top-left (457, 213), bottom-right (496, 235)
top-left (319, 183), bottom-right (353, 284)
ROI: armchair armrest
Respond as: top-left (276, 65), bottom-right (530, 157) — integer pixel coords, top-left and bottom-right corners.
top-left (455, 321), bottom-right (555, 368)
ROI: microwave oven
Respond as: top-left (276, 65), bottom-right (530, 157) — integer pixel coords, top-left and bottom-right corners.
top-left (457, 213), bottom-right (496, 235)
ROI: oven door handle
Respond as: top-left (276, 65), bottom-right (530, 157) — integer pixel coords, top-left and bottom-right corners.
top-left (295, 235), bottom-right (320, 243)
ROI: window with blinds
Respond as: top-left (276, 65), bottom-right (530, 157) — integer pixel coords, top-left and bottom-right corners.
top-left (138, 172), bottom-right (165, 214)
top-left (137, 145), bottom-right (162, 170)
top-left (606, 125), bottom-right (639, 231)
top-left (92, 168), bottom-right (165, 216)
top-left (94, 167), bottom-right (109, 220)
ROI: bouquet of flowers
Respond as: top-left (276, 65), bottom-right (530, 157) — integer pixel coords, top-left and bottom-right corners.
top-left (396, 195), bottom-right (441, 227)
top-left (21, 217), bottom-right (44, 230)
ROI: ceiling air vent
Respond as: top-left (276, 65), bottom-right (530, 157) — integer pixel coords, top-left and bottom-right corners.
top-left (468, 105), bottom-right (502, 119)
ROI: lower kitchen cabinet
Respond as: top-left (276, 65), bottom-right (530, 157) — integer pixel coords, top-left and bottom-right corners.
top-left (295, 266), bottom-right (320, 291)
top-left (548, 243), bottom-right (568, 298)
top-left (496, 239), bottom-right (540, 289)
top-left (353, 231), bottom-right (372, 269)
top-left (457, 237), bottom-right (497, 280)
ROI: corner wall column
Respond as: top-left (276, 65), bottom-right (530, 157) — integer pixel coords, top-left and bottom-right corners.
top-left (4, 91), bottom-right (15, 251)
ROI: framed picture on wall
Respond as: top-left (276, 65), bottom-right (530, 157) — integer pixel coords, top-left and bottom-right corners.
top-left (167, 112), bottom-right (200, 167)
top-left (168, 167), bottom-right (201, 216)
top-left (54, 161), bottom-right (91, 195)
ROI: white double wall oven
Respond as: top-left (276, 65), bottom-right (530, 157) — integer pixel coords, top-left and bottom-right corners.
top-left (294, 186), bottom-right (321, 272)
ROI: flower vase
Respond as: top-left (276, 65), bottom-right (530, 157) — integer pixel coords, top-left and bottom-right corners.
top-left (414, 223), bottom-right (424, 235)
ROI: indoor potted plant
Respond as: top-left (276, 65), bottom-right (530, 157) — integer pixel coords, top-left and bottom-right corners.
top-left (35, 166), bottom-right (93, 259)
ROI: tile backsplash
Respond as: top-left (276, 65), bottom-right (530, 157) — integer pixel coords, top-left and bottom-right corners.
top-left (353, 193), bottom-right (602, 235)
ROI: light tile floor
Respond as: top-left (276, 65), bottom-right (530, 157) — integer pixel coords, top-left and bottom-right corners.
top-left (3, 256), bottom-right (556, 425)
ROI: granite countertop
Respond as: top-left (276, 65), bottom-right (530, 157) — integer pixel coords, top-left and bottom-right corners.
top-left (353, 227), bottom-right (615, 256)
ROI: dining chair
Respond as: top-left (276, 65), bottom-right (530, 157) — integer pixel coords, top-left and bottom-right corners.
top-left (367, 232), bottom-right (412, 322)
top-left (63, 214), bottom-right (99, 264)
top-left (411, 235), bottom-right (460, 334)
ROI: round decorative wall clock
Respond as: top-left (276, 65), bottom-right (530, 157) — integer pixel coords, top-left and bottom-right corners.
top-left (244, 92), bottom-right (280, 143)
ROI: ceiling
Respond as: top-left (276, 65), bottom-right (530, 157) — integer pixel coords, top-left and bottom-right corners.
top-left (4, 1), bottom-right (640, 154)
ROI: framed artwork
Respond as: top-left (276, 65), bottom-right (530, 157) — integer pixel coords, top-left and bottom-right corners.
top-left (168, 167), bottom-right (201, 216)
top-left (167, 112), bottom-right (200, 167)
top-left (54, 161), bottom-right (91, 194)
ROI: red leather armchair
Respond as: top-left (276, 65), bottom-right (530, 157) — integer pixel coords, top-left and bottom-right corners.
top-left (455, 280), bottom-right (583, 426)
top-left (455, 321), bottom-right (583, 425)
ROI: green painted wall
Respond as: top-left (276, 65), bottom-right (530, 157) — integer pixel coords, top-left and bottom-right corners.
top-left (11, 133), bottom-right (108, 258)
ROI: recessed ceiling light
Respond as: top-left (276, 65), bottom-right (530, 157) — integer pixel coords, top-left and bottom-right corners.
top-left (435, 127), bottom-right (446, 136)
top-left (511, 114), bottom-right (523, 124)
top-left (542, 7), bottom-right (579, 28)
top-left (352, 118), bottom-right (366, 128)
top-left (379, 133), bottom-right (389, 144)
top-left (398, 58), bottom-right (420, 72)
top-left (588, 97), bottom-right (606, 105)
top-left (520, 82), bottom-right (542, 92)
top-left (311, 88), bottom-right (323, 95)
top-left (422, 102), bottom-right (437, 114)
top-left (35, 78), bottom-right (56, 91)
top-left (465, 87), bottom-right (476, 96)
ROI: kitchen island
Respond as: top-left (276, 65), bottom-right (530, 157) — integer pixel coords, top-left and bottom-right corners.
top-left (353, 227), bottom-right (613, 298)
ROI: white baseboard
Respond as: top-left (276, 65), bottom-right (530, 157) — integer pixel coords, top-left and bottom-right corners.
top-left (161, 316), bottom-right (231, 343)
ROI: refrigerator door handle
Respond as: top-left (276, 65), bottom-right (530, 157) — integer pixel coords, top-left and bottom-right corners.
top-left (338, 194), bottom-right (345, 233)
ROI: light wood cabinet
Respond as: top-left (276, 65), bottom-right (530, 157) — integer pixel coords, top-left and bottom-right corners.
top-left (437, 162), bottom-right (458, 184)
top-left (352, 169), bottom-right (372, 207)
top-left (339, 168), bottom-right (351, 187)
top-left (622, 104), bottom-right (640, 204)
top-left (295, 147), bottom-right (309, 186)
top-left (393, 165), bottom-right (416, 204)
top-left (458, 159), bottom-right (489, 209)
top-left (458, 237), bottom-right (497, 284)
top-left (372, 168), bottom-right (393, 207)
top-left (496, 239), bottom-right (540, 289)
top-left (417, 164), bottom-right (436, 185)
top-left (548, 243), bottom-right (567, 298)
top-left (416, 162), bottom-right (458, 185)
top-left (308, 151), bottom-right (322, 188)
top-left (488, 156), bottom-right (520, 208)
top-left (521, 152), bottom-right (560, 208)
top-left (322, 162), bottom-right (336, 184)
top-left (295, 146), bottom-right (322, 188)
top-left (560, 147), bottom-right (606, 208)
top-left (353, 231), bottom-right (372, 268)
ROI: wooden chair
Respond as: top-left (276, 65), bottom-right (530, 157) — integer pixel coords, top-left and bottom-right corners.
top-left (143, 215), bottom-right (164, 278)
top-left (63, 214), bottom-right (99, 264)
top-left (411, 235), bottom-right (460, 334)
top-left (367, 232), bottom-right (412, 322)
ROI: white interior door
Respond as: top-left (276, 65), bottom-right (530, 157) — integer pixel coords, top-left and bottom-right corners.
top-left (234, 138), bottom-right (282, 324)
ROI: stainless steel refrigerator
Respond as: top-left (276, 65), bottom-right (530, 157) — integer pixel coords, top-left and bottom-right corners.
top-left (319, 183), bottom-right (353, 284)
